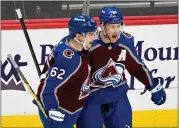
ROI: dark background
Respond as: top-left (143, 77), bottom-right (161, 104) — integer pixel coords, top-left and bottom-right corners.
top-left (1, 1), bottom-right (178, 20)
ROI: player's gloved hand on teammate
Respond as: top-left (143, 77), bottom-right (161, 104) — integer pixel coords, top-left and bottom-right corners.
top-left (148, 78), bottom-right (166, 105)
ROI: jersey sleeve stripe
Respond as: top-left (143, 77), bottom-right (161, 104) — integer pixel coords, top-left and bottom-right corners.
top-left (54, 57), bottom-right (82, 113)
top-left (119, 44), bottom-right (153, 87)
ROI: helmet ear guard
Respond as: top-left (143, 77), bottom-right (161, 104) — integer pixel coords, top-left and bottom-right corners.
top-left (120, 21), bottom-right (124, 26)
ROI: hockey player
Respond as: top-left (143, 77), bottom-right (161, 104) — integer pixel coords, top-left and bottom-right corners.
top-left (77, 7), bottom-right (166, 128)
top-left (33, 14), bottom-right (97, 128)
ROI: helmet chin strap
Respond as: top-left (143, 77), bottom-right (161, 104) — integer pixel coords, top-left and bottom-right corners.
top-left (74, 36), bottom-right (88, 50)
top-left (102, 24), bottom-right (112, 43)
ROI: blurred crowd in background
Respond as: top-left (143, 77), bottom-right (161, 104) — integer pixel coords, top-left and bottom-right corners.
top-left (1, 1), bottom-right (178, 20)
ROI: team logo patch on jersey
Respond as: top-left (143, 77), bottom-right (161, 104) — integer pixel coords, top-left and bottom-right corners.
top-left (117, 49), bottom-right (127, 61)
top-left (63, 49), bottom-right (74, 59)
top-left (122, 31), bottom-right (132, 38)
top-left (91, 58), bottom-right (125, 88)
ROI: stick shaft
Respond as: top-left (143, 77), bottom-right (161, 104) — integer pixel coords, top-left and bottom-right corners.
top-left (7, 54), bottom-right (47, 118)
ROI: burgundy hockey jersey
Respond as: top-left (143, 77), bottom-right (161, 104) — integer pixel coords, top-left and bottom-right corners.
top-left (37, 36), bottom-right (91, 114)
top-left (87, 31), bottom-right (156, 104)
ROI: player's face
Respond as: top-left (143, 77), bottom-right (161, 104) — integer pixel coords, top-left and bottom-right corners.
top-left (104, 23), bottom-right (121, 43)
top-left (83, 31), bottom-right (96, 49)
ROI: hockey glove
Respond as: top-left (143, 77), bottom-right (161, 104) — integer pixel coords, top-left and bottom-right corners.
top-left (33, 99), bottom-right (73, 128)
top-left (148, 78), bottom-right (166, 105)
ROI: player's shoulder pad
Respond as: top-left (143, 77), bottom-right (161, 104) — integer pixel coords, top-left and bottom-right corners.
top-left (53, 47), bottom-right (80, 71)
top-left (92, 39), bottom-right (100, 47)
top-left (119, 31), bottom-right (142, 61)
top-left (53, 36), bottom-right (76, 60)
top-left (119, 31), bottom-right (135, 47)
top-left (54, 47), bottom-right (76, 60)
top-left (89, 39), bottom-right (101, 52)
top-left (56, 36), bottom-right (69, 48)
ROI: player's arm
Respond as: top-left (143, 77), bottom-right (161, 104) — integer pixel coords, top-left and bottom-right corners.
top-left (122, 44), bottom-right (153, 89)
top-left (42, 48), bottom-right (78, 110)
top-left (123, 35), bottom-right (160, 90)
top-left (120, 36), bottom-right (154, 89)
top-left (40, 48), bottom-right (80, 127)
top-left (120, 43), bottom-right (166, 105)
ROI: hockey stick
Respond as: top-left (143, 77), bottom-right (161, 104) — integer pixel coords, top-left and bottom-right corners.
top-left (15, 8), bottom-right (41, 77)
top-left (7, 54), bottom-right (47, 118)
